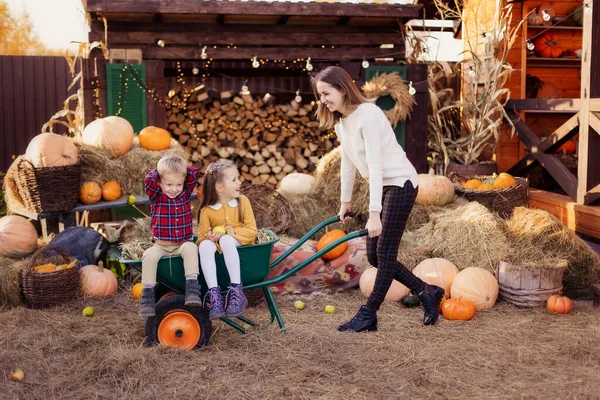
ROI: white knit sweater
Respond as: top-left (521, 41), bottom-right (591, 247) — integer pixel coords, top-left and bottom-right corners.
top-left (335, 102), bottom-right (419, 213)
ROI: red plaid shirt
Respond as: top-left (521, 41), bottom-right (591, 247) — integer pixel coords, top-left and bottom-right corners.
top-left (145, 166), bottom-right (201, 243)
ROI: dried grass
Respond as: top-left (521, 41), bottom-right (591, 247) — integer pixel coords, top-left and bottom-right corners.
top-left (75, 138), bottom-right (190, 197)
top-left (1, 290), bottom-right (600, 399)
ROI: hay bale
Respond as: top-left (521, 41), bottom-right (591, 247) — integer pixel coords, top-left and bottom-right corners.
top-left (75, 138), bottom-right (190, 197)
top-left (398, 231), bottom-right (431, 271)
top-left (0, 256), bottom-right (30, 307)
top-left (505, 207), bottom-right (600, 298)
top-left (120, 218), bottom-right (152, 260)
top-left (414, 202), bottom-right (510, 274)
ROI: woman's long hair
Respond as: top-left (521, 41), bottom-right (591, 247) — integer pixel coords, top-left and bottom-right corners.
top-left (310, 66), bottom-right (369, 129)
top-left (198, 161), bottom-right (242, 223)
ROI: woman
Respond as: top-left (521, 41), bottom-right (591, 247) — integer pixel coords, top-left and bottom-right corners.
top-left (311, 66), bottom-right (444, 332)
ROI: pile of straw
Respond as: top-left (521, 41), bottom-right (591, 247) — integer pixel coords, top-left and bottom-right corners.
top-left (75, 138), bottom-right (190, 197)
top-left (0, 256), bottom-right (30, 307)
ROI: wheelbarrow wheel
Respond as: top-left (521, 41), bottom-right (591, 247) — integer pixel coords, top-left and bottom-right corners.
top-left (145, 294), bottom-right (212, 349)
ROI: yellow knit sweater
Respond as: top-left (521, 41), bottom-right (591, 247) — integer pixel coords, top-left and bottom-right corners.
top-left (196, 195), bottom-right (258, 246)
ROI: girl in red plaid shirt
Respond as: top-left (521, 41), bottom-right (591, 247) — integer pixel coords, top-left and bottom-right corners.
top-left (139, 155), bottom-right (203, 316)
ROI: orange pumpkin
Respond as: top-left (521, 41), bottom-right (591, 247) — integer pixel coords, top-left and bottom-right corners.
top-left (415, 170), bottom-right (455, 206)
top-left (0, 215), bottom-right (38, 258)
top-left (82, 116), bottom-right (134, 158)
top-left (80, 181), bottom-right (102, 205)
top-left (316, 229), bottom-right (348, 261)
top-left (80, 261), bottom-right (118, 297)
top-left (442, 297), bottom-right (476, 320)
top-left (555, 140), bottom-right (577, 154)
top-left (102, 181), bottom-right (122, 201)
top-left (463, 179), bottom-right (482, 190)
top-left (139, 126), bottom-right (172, 151)
top-left (359, 267), bottom-right (410, 302)
top-left (25, 133), bottom-right (78, 168)
top-left (546, 294), bottom-right (573, 314)
top-left (450, 267), bottom-right (499, 310)
top-left (477, 183), bottom-right (494, 191)
top-left (492, 173), bottom-right (517, 190)
top-left (131, 283), bottom-right (143, 300)
top-left (413, 258), bottom-right (459, 295)
top-left (534, 34), bottom-right (562, 58)
top-left (34, 263), bottom-right (58, 273)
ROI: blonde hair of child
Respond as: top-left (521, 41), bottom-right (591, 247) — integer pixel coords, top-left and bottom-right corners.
top-left (157, 155), bottom-right (187, 178)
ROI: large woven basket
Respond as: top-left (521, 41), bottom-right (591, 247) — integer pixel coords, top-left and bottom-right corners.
top-left (14, 158), bottom-right (81, 213)
top-left (449, 173), bottom-right (529, 218)
top-left (21, 246), bottom-right (80, 308)
top-left (242, 183), bottom-right (292, 234)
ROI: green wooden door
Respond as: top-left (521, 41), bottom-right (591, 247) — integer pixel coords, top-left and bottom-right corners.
top-left (365, 66), bottom-right (408, 149)
top-left (106, 63), bottom-right (147, 133)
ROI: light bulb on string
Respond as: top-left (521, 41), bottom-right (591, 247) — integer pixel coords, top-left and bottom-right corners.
top-left (192, 67), bottom-right (199, 75)
top-left (200, 46), bottom-right (208, 60)
top-left (408, 81), bottom-right (416, 96)
top-left (468, 65), bottom-right (477, 77)
top-left (584, 3), bottom-right (591, 14)
top-left (541, 10), bottom-right (551, 22)
top-left (305, 57), bottom-right (313, 71)
top-left (157, 39), bottom-right (165, 48)
top-left (526, 40), bottom-right (535, 51)
top-left (240, 80), bottom-right (250, 96)
top-left (295, 89), bottom-right (302, 103)
top-left (362, 58), bottom-right (369, 69)
top-left (252, 55), bottom-right (260, 68)
top-left (482, 32), bottom-right (490, 43)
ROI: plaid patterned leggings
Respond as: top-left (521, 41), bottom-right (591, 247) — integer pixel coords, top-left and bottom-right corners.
top-left (366, 182), bottom-right (425, 310)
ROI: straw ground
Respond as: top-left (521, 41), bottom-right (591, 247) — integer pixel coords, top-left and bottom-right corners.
top-left (2, 290), bottom-right (600, 399)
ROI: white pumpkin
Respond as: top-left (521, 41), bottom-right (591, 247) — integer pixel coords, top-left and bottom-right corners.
top-left (450, 267), bottom-right (499, 310)
top-left (278, 173), bottom-right (316, 195)
top-left (25, 133), bottom-right (78, 168)
top-left (359, 266), bottom-right (410, 302)
top-left (415, 170), bottom-right (455, 206)
top-left (0, 215), bottom-right (38, 258)
top-left (82, 116), bottom-right (134, 158)
top-left (413, 258), bottom-right (459, 295)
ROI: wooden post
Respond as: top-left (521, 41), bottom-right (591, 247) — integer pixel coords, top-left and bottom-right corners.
top-left (577, 0), bottom-right (593, 204)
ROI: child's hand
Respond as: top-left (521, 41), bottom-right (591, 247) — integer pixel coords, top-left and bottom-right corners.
top-left (225, 225), bottom-right (234, 235)
top-left (207, 228), bottom-right (222, 242)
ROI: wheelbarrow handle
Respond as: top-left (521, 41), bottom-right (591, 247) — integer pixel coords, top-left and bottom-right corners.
top-left (337, 211), bottom-right (354, 221)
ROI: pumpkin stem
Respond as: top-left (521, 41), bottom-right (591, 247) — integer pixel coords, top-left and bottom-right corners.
top-left (97, 260), bottom-right (104, 272)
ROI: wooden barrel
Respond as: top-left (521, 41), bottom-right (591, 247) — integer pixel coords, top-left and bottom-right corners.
top-left (497, 261), bottom-right (567, 307)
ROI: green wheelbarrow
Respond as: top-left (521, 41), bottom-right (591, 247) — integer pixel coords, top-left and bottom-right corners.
top-left (120, 213), bottom-right (367, 349)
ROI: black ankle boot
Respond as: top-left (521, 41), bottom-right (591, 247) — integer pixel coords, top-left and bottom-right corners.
top-left (417, 284), bottom-right (445, 326)
top-left (337, 305), bottom-right (378, 332)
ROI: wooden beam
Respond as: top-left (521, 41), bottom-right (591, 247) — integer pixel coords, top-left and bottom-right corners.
top-left (505, 110), bottom-right (578, 199)
top-left (505, 98), bottom-right (600, 113)
top-left (86, 0), bottom-right (422, 18)
top-left (578, 0), bottom-right (594, 204)
top-left (139, 46), bottom-right (403, 60)
top-left (89, 23), bottom-right (404, 47)
top-left (585, 183), bottom-right (600, 205)
top-left (337, 16), bottom-right (351, 26)
top-left (590, 112), bottom-right (600, 136)
top-left (507, 112), bottom-right (580, 175)
top-left (277, 16), bottom-right (289, 25)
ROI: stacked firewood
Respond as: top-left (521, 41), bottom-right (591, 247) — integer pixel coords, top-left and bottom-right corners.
top-left (165, 86), bottom-right (338, 187)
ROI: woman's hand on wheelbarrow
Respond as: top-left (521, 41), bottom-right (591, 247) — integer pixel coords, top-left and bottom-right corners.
top-left (338, 202), bottom-right (353, 223)
top-left (207, 229), bottom-right (222, 242)
top-left (366, 212), bottom-right (382, 238)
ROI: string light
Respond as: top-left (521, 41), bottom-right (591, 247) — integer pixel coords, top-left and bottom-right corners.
top-left (526, 40), bottom-right (535, 51)
top-left (584, 3), bottom-right (591, 13)
top-left (240, 80), bottom-right (250, 95)
top-left (294, 89), bottom-right (302, 103)
top-left (541, 10), bottom-right (551, 22)
top-left (482, 32), bottom-right (490, 43)
top-left (157, 39), bottom-right (165, 48)
top-left (468, 65), bottom-right (477, 77)
top-left (252, 55), bottom-right (260, 68)
top-left (192, 67), bottom-right (199, 75)
top-left (200, 46), bottom-right (208, 60)
top-left (408, 81), bottom-right (416, 96)
top-left (362, 58), bottom-right (369, 69)
top-left (305, 57), bottom-right (313, 71)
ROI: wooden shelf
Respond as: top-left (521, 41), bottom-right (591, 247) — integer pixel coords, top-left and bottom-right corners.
top-left (526, 57), bottom-right (581, 67)
top-left (528, 25), bottom-right (583, 30)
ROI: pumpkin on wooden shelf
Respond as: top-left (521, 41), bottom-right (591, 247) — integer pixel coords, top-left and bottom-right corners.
top-left (450, 267), bottom-right (499, 310)
top-left (139, 126), bottom-right (172, 151)
top-left (0, 215), bottom-right (38, 258)
top-left (359, 267), bottom-right (410, 302)
top-left (527, 11), bottom-right (543, 26)
top-left (555, 140), bottom-right (577, 154)
top-left (413, 258), bottom-right (459, 295)
top-left (278, 173), bottom-right (316, 196)
top-left (25, 133), bottom-right (78, 168)
top-left (442, 297), bottom-right (476, 321)
top-left (546, 294), bottom-right (573, 314)
top-left (415, 170), bottom-right (455, 206)
top-left (80, 261), bottom-right (118, 297)
top-left (101, 181), bottom-right (122, 202)
top-left (316, 228), bottom-right (348, 261)
top-left (82, 116), bottom-right (134, 158)
top-left (533, 34), bottom-right (562, 58)
top-left (80, 181), bottom-right (102, 205)
top-left (492, 173), bottom-right (517, 190)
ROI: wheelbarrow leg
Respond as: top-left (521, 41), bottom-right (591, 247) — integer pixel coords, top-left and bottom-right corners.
top-left (263, 287), bottom-right (286, 332)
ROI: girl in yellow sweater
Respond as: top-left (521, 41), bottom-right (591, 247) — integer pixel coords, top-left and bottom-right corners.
top-left (197, 161), bottom-right (258, 319)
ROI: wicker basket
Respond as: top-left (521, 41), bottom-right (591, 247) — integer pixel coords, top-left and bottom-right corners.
top-left (242, 183), bottom-right (292, 234)
top-left (497, 261), bottom-right (566, 307)
top-left (21, 246), bottom-right (80, 308)
top-left (448, 173), bottom-right (529, 218)
top-left (14, 158), bottom-right (81, 213)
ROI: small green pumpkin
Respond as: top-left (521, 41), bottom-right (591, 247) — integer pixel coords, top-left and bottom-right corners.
top-left (402, 294), bottom-right (421, 308)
